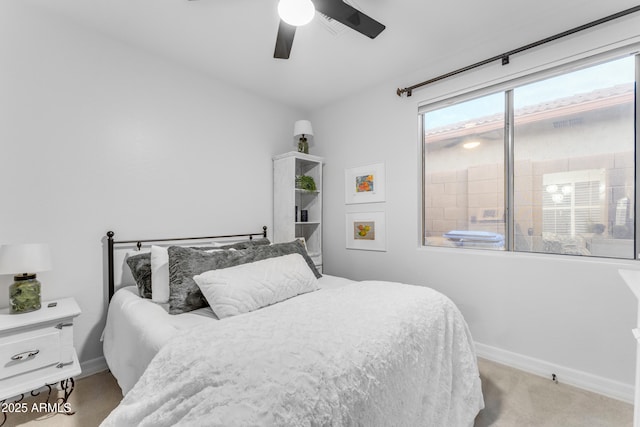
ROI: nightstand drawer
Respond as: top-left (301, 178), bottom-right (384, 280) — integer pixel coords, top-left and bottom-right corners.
top-left (0, 328), bottom-right (61, 380)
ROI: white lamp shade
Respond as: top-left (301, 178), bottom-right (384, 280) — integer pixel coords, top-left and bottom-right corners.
top-left (278, 0), bottom-right (315, 26)
top-left (0, 243), bottom-right (52, 274)
top-left (293, 120), bottom-right (314, 137)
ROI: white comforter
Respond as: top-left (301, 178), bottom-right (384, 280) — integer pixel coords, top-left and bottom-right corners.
top-left (101, 281), bottom-right (484, 426)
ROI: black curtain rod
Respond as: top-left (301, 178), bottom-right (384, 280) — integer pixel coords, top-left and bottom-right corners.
top-left (396, 5), bottom-right (640, 97)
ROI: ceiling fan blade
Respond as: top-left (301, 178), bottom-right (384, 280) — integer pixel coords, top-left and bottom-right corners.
top-left (313, 0), bottom-right (385, 39)
top-left (274, 20), bottom-right (296, 59)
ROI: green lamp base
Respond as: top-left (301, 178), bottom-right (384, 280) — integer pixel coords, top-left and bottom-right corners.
top-left (297, 137), bottom-right (309, 154)
top-left (9, 274), bottom-right (41, 314)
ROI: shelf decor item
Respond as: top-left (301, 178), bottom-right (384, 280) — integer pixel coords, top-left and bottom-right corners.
top-left (0, 243), bottom-right (52, 314)
top-left (296, 175), bottom-right (317, 191)
top-left (293, 120), bottom-right (314, 154)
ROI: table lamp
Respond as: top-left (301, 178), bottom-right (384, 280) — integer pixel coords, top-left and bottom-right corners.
top-left (294, 120), bottom-right (314, 154)
top-left (0, 243), bottom-right (52, 314)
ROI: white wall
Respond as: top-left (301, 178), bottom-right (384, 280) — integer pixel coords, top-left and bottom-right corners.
top-left (0, 2), bottom-right (302, 371)
top-left (3, 0), bottom-right (639, 403)
top-left (312, 14), bottom-right (640, 401)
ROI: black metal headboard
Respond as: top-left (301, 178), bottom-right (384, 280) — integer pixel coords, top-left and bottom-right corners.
top-left (106, 226), bottom-right (268, 301)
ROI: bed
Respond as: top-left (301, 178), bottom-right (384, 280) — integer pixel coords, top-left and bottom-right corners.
top-left (101, 228), bottom-right (484, 426)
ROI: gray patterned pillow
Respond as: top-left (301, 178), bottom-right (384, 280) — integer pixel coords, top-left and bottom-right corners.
top-left (248, 240), bottom-right (321, 279)
top-left (167, 240), bottom-right (321, 314)
top-left (167, 247), bottom-right (244, 314)
top-left (218, 237), bottom-right (271, 250)
top-left (126, 253), bottom-right (152, 298)
top-left (124, 239), bottom-right (268, 299)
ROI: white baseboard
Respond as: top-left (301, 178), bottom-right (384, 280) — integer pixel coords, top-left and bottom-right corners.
top-left (79, 356), bottom-right (108, 379)
top-left (475, 342), bottom-right (634, 404)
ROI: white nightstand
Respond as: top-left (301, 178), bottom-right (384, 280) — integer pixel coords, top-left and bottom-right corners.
top-left (0, 298), bottom-right (81, 404)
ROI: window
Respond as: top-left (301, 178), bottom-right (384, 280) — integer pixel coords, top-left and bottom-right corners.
top-left (423, 93), bottom-right (505, 250)
top-left (422, 55), bottom-right (636, 259)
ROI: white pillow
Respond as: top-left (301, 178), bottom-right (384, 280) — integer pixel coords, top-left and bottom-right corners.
top-left (150, 245), bottom-right (171, 303)
top-left (193, 253), bottom-right (319, 319)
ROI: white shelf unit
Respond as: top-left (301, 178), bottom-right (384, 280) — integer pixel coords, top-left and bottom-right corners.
top-left (273, 152), bottom-right (323, 271)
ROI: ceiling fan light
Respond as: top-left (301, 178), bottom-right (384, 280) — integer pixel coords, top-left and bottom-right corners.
top-left (278, 0), bottom-right (315, 27)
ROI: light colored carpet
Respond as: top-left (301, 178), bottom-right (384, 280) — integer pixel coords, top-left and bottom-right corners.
top-left (2, 371), bottom-right (120, 427)
top-left (3, 358), bottom-right (633, 426)
top-left (475, 358), bottom-right (633, 427)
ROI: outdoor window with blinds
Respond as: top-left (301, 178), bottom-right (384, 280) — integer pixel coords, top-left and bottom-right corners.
top-left (422, 55), bottom-right (636, 259)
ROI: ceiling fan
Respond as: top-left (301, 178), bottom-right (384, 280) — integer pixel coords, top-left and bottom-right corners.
top-left (274, 0), bottom-right (386, 59)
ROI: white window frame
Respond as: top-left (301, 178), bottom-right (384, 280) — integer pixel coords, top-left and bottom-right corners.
top-left (420, 51), bottom-right (639, 260)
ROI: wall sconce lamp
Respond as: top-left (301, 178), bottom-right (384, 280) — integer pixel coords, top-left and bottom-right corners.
top-left (294, 120), bottom-right (314, 154)
top-left (0, 243), bottom-right (52, 314)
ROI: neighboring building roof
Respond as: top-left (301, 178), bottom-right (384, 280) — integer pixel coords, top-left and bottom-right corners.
top-left (425, 83), bottom-right (634, 142)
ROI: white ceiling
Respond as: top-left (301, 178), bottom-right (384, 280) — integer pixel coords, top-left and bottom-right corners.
top-left (27, 0), bottom-right (640, 110)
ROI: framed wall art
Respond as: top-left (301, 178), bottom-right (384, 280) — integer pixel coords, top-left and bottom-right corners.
top-left (344, 162), bottom-right (386, 204)
top-left (345, 211), bottom-right (386, 251)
